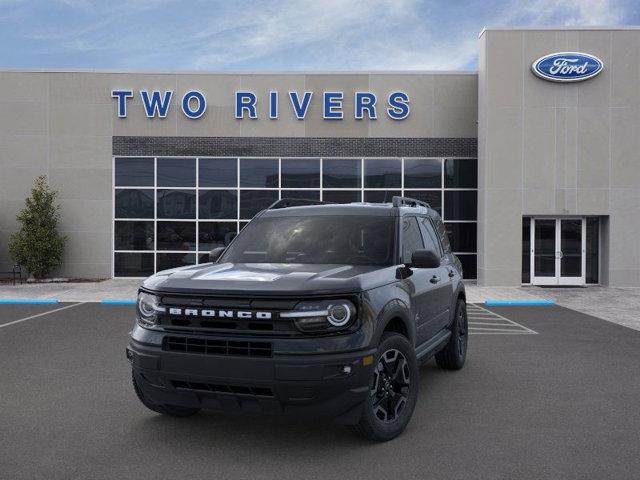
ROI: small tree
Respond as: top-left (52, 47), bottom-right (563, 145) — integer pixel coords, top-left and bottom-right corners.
top-left (9, 176), bottom-right (67, 279)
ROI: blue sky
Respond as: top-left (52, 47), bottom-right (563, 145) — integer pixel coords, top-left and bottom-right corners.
top-left (0, 0), bottom-right (638, 71)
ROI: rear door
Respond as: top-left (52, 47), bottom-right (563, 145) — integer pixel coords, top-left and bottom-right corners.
top-left (418, 216), bottom-right (453, 333)
top-left (400, 216), bottom-right (439, 345)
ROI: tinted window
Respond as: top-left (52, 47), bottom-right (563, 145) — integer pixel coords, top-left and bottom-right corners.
top-left (403, 191), bottom-right (441, 214)
top-left (445, 222), bottom-right (477, 252)
top-left (456, 254), bottom-right (477, 279)
top-left (240, 190), bottom-right (278, 219)
top-left (115, 189), bottom-right (154, 218)
top-left (114, 252), bottom-right (154, 277)
top-left (364, 159), bottom-right (401, 188)
top-left (240, 158), bottom-right (278, 187)
top-left (157, 253), bottom-right (196, 272)
top-left (281, 159), bottom-right (320, 188)
top-left (433, 217), bottom-right (451, 253)
top-left (115, 158), bottom-right (154, 187)
top-left (199, 158), bottom-right (237, 187)
top-left (401, 217), bottom-right (424, 264)
top-left (198, 190), bottom-right (237, 219)
top-left (444, 191), bottom-right (477, 221)
top-left (221, 216), bottom-right (396, 266)
top-left (419, 218), bottom-right (442, 256)
top-left (114, 221), bottom-right (154, 250)
top-left (323, 190), bottom-right (361, 203)
top-left (157, 158), bottom-right (196, 187)
top-left (322, 159), bottom-right (361, 188)
top-left (444, 159), bottom-right (477, 188)
top-left (522, 218), bottom-right (531, 283)
top-left (364, 190), bottom-right (401, 203)
top-left (586, 217), bottom-right (599, 284)
top-left (281, 190), bottom-right (320, 200)
top-left (198, 222), bottom-right (238, 250)
top-left (156, 221), bottom-right (196, 250)
top-left (404, 159), bottom-right (441, 188)
top-left (157, 189), bottom-right (196, 219)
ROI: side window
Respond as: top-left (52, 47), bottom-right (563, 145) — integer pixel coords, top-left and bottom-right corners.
top-left (419, 217), bottom-right (442, 257)
top-left (401, 217), bottom-right (425, 264)
top-left (433, 217), bottom-right (451, 253)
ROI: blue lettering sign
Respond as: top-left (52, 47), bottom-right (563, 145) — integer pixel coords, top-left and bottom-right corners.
top-left (235, 91), bottom-right (257, 119)
top-left (181, 90), bottom-right (206, 119)
top-left (323, 92), bottom-right (343, 119)
top-left (289, 91), bottom-right (313, 119)
top-left (111, 90), bottom-right (133, 118)
top-left (387, 91), bottom-right (410, 120)
top-left (355, 92), bottom-right (377, 120)
top-left (140, 90), bottom-right (173, 118)
top-left (269, 91), bottom-right (278, 119)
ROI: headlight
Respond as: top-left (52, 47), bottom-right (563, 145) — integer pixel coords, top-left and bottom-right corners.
top-left (136, 292), bottom-right (164, 327)
top-left (281, 299), bottom-right (356, 333)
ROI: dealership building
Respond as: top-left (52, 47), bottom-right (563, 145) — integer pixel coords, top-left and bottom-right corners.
top-left (1, 26), bottom-right (639, 287)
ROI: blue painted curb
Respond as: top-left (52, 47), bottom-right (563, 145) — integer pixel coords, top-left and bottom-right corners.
top-left (100, 299), bottom-right (136, 305)
top-left (485, 299), bottom-right (555, 307)
top-left (0, 298), bottom-right (59, 304)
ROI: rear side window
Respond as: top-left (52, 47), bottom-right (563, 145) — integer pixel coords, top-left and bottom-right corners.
top-left (419, 217), bottom-right (442, 256)
top-left (401, 217), bottom-right (424, 264)
top-left (433, 217), bottom-right (451, 253)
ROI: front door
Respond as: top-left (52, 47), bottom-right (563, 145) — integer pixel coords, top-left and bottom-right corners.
top-left (531, 218), bottom-right (585, 286)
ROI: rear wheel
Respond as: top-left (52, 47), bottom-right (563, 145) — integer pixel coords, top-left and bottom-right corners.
top-left (132, 371), bottom-right (200, 418)
top-left (435, 298), bottom-right (468, 370)
top-left (351, 333), bottom-right (419, 441)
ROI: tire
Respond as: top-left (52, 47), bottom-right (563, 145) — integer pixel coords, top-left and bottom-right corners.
top-left (351, 333), bottom-right (419, 442)
top-left (435, 298), bottom-right (468, 370)
top-left (132, 371), bottom-right (200, 418)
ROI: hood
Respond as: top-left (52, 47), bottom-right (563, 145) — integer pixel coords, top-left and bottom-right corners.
top-left (142, 262), bottom-right (397, 296)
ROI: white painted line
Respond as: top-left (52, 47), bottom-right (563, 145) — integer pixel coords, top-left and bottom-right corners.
top-left (469, 327), bottom-right (535, 332)
top-left (470, 331), bottom-right (537, 335)
top-left (0, 303), bottom-right (83, 329)
top-left (470, 304), bottom-right (538, 334)
top-left (469, 321), bottom-right (519, 326)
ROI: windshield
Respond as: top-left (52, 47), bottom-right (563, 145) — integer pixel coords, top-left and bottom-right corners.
top-left (219, 215), bottom-right (396, 266)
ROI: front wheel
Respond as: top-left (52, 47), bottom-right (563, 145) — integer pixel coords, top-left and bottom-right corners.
top-left (351, 333), bottom-right (419, 442)
top-left (435, 298), bottom-right (468, 370)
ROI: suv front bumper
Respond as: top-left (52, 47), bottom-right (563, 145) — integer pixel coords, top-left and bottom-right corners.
top-left (127, 335), bottom-right (376, 424)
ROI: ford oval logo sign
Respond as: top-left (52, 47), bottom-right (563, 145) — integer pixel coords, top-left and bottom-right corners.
top-left (532, 52), bottom-right (604, 82)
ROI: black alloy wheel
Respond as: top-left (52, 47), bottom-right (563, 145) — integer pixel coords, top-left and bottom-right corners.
top-left (371, 348), bottom-right (411, 423)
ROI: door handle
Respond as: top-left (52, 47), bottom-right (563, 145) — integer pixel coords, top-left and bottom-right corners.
top-left (448, 269), bottom-right (455, 278)
top-left (430, 275), bottom-right (440, 284)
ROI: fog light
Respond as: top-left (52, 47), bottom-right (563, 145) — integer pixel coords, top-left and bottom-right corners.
top-left (342, 365), bottom-right (352, 375)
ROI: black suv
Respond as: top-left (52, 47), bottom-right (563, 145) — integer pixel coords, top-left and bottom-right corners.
top-left (127, 196), bottom-right (468, 441)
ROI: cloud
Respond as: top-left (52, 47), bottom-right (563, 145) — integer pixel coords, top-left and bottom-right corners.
top-left (2, 0), bottom-right (634, 70)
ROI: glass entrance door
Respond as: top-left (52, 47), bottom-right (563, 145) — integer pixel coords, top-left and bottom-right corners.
top-left (531, 218), bottom-right (586, 286)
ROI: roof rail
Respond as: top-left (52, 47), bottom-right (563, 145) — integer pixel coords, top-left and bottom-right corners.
top-left (391, 196), bottom-right (431, 209)
top-left (268, 198), bottom-right (333, 210)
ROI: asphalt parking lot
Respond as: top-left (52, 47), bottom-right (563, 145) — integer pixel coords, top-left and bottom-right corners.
top-left (1, 303), bottom-right (639, 480)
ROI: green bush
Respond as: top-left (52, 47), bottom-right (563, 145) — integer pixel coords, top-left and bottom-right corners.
top-left (9, 175), bottom-right (67, 279)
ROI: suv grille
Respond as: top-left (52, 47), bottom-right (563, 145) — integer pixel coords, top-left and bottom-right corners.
top-left (164, 336), bottom-right (272, 357)
top-left (171, 380), bottom-right (274, 397)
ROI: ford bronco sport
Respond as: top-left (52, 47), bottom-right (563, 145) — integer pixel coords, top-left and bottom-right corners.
top-left (127, 196), bottom-right (468, 441)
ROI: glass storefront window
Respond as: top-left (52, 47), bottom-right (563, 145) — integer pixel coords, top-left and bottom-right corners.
top-left (113, 157), bottom-right (477, 277)
top-left (522, 218), bottom-right (531, 284)
top-left (586, 217), bottom-right (599, 284)
top-left (157, 158), bottom-right (196, 187)
top-left (199, 158), bottom-right (237, 187)
top-left (404, 159), bottom-right (441, 188)
top-left (281, 158), bottom-right (320, 188)
top-left (444, 158), bottom-right (477, 188)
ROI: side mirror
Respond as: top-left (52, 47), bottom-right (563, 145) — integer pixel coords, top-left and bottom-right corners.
top-left (208, 247), bottom-right (226, 263)
top-left (410, 249), bottom-right (441, 269)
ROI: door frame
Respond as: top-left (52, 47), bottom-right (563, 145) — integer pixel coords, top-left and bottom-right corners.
top-left (530, 217), bottom-right (586, 286)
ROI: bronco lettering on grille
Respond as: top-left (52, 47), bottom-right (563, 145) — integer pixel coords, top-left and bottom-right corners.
top-left (167, 308), bottom-right (272, 320)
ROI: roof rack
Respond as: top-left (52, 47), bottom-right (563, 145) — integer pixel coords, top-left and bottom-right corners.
top-left (391, 196), bottom-right (431, 209)
top-left (268, 198), bottom-right (334, 210)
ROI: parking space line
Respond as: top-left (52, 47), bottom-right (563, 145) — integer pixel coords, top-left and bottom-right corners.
top-left (468, 303), bottom-right (538, 335)
top-left (0, 302), bottom-right (83, 329)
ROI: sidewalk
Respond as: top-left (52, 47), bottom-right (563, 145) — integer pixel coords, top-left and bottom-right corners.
top-left (1, 279), bottom-right (639, 331)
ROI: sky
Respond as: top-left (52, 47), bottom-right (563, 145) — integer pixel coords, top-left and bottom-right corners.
top-left (0, 0), bottom-right (638, 71)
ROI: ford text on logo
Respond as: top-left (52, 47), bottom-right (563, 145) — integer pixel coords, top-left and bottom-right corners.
top-left (532, 52), bottom-right (604, 82)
